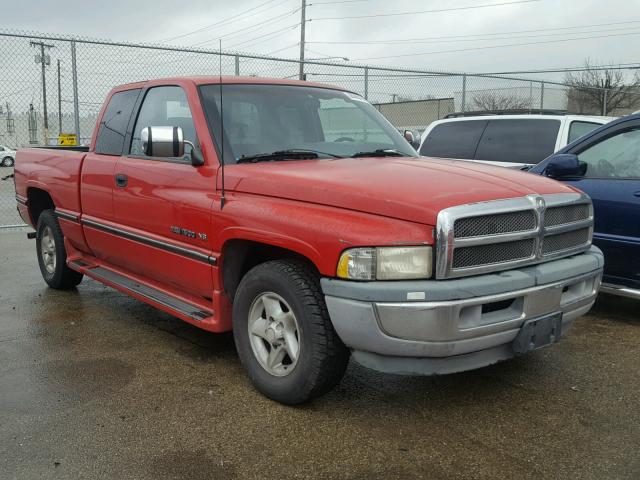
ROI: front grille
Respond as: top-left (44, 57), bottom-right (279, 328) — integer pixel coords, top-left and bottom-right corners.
top-left (453, 239), bottom-right (536, 269)
top-left (542, 228), bottom-right (591, 255)
top-left (454, 211), bottom-right (536, 238)
top-left (544, 204), bottom-right (590, 227)
top-left (436, 194), bottom-right (593, 279)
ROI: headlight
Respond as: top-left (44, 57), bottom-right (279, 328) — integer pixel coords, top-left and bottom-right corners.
top-left (337, 246), bottom-right (432, 280)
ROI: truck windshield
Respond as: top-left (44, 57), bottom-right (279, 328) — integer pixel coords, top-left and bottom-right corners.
top-left (199, 83), bottom-right (417, 164)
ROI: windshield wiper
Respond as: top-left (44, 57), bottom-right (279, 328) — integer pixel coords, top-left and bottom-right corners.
top-left (237, 149), bottom-right (343, 164)
top-left (350, 149), bottom-right (406, 158)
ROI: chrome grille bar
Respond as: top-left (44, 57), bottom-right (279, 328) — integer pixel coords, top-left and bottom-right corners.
top-left (435, 192), bottom-right (593, 279)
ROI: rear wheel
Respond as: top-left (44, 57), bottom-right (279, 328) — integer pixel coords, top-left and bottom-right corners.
top-left (1, 156), bottom-right (13, 167)
top-left (233, 259), bottom-right (349, 404)
top-left (36, 210), bottom-right (83, 289)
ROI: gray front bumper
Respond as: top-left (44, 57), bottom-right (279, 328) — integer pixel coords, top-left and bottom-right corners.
top-left (321, 246), bottom-right (604, 375)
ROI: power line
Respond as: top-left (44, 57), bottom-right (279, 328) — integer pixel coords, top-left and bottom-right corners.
top-left (190, 7), bottom-right (301, 47)
top-left (228, 23), bottom-right (299, 49)
top-left (310, 0), bottom-right (540, 21)
top-left (309, 0), bottom-right (368, 4)
top-left (307, 19), bottom-right (640, 44)
top-left (266, 43), bottom-right (299, 55)
top-left (481, 64), bottom-right (640, 75)
top-left (305, 46), bottom-right (338, 57)
top-left (156, 0), bottom-right (286, 43)
top-left (355, 30), bottom-right (640, 61)
top-left (310, 26), bottom-right (640, 47)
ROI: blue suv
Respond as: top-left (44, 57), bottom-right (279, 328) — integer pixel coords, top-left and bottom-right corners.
top-left (531, 114), bottom-right (640, 299)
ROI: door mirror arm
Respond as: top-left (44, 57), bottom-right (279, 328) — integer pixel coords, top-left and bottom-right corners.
top-left (185, 141), bottom-right (205, 167)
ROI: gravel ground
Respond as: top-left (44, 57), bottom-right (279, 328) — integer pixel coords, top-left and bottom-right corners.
top-left (1, 231), bottom-right (639, 480)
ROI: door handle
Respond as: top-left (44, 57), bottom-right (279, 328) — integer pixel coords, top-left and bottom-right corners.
top-left (115, 173), bottom-right (128, 188)
top-left (634, 191), bottom-right (640, 198)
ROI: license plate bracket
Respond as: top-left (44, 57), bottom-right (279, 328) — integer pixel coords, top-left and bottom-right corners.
top-left (513, 312), bottom-right (563, 354)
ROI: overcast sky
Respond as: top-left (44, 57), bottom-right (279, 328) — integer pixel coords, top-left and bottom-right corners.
top-left (3, 0), bottom-right (640, 75)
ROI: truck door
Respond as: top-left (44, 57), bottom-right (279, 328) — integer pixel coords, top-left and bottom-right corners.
top-left (81, 88), bottom-right (141, 258)
top-left (111, 85), bottom-right (215, 299)
top-left (564, 125), bottom-right (640, 288)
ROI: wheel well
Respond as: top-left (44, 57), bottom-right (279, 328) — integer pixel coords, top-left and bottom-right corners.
top-left (221, 240), bottom-right (318, 302)
top-left (27, 188), bottom-right (55, 226)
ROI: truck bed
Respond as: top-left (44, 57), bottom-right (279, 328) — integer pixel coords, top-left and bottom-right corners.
top-left (14, 147), bottom-right (88, 226)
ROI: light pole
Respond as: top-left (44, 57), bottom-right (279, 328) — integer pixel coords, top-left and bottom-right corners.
top-left (30, 41), bottom-right (55, 145)
top-left (57, 59), bottom-right (62, 135)
top-left (298, 0), bottom-right (306, 80)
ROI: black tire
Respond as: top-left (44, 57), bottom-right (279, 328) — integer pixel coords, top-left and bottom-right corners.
top-left (36, 209), bottom-right (83, 289)
top-left (233, 259), bottom-right (349, 404)
top-left (1, 156), bottom-right (13, 167)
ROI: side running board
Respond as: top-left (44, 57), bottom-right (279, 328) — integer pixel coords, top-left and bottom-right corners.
top-left (78, 264), bottom-right (212, 322)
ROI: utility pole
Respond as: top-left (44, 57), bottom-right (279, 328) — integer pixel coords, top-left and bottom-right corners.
top-left (30, 40), bottom-right (55, 145)
top-left (298, 0), bottom-right (306, 80)
top-left (57, 59), bottom-right (62, 135)
top-left (71, 40), bottom-right (81, 143)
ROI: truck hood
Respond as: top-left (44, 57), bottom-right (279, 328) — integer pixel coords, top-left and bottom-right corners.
top-left (222, 156), bottom-right (577, 226)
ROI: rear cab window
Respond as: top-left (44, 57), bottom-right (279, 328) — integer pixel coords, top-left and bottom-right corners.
top-left (419, 120), bottom-right (487, 159)
top-left (95, 89), bottom-right (141, 155)
top-left (474, 119), bottom-right (560, 164)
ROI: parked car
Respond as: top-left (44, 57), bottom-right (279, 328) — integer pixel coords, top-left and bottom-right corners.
top-left (531, 113), bottom-right (640, 299)
top-left (0, 144), bottom-right (16, 167)
top-left (15, 77), bottom-right (603, 404)
top-left (418, 111), bottom-right (614, 169)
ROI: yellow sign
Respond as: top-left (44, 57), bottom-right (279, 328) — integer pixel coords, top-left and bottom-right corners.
top-left (58, 133), bottom-right (78, 146)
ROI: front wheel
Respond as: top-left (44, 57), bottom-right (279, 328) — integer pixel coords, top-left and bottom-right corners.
top-left (233, 259), bottom-right (349, 404)
top-left (36, 210), bottom-right (83, 289)
top-left (1, 156), bottom-right (14, 167)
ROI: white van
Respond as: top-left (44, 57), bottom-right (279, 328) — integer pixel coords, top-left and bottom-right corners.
top-left (418, 113), bottom-right (614, 169)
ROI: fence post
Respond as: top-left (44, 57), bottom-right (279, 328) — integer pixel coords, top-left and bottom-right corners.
top-left (529, 81), bottom-right (533, 113)
top-left (461, 74), bottom-right (467, 112)
top-left (540, 82), bottom-right (545, 109)
top-left (364, 67), bottom-right (369, 100)
top-left (70, 40), bottom-right (81, 143)
top-left (234, 55), bottom-right (240, 76)
top-left (603, 89), bottom-right (608, 116)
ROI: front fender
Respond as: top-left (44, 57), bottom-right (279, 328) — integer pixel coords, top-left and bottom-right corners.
top-left (212, 193), bottom-right (434, 276)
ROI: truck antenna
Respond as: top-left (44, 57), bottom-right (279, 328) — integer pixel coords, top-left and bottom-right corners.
top-left (219, 39), bottom-right (226, 209)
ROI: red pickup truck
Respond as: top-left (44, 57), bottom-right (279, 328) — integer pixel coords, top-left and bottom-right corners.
top-left (15, 77), bottom-right (604, 404)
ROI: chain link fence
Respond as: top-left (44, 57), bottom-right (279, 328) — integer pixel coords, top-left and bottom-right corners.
top-left (1, 28), bottom-right (639, 228)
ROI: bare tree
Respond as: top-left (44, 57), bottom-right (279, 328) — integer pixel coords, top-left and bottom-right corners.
top-left (471, 92), bottom-right (532, 111)
top-left (565, 60), bottom-right (640, 115)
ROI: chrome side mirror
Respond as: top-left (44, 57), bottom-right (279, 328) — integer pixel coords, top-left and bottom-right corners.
top-left (141, 126), bottom-right (185, 158)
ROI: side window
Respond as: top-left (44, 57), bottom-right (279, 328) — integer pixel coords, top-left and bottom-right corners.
top-left (578, 127), bottom-right (640, 178)
top-left (130, 86), bottom-right (197, 157)
top-left (475, 119), bottom-right (560, 164)
top-left (419, 121), bottom-right (487, 159)
top-left (95, 89), bottom-right (140, 155)
top-left (568, 121), bottom-right (601, 144)
top-left (0, 146), bottom-right (4, 152)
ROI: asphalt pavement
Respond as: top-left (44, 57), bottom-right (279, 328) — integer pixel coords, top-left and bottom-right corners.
top-left (1, 231), bottom-right (639, 479)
